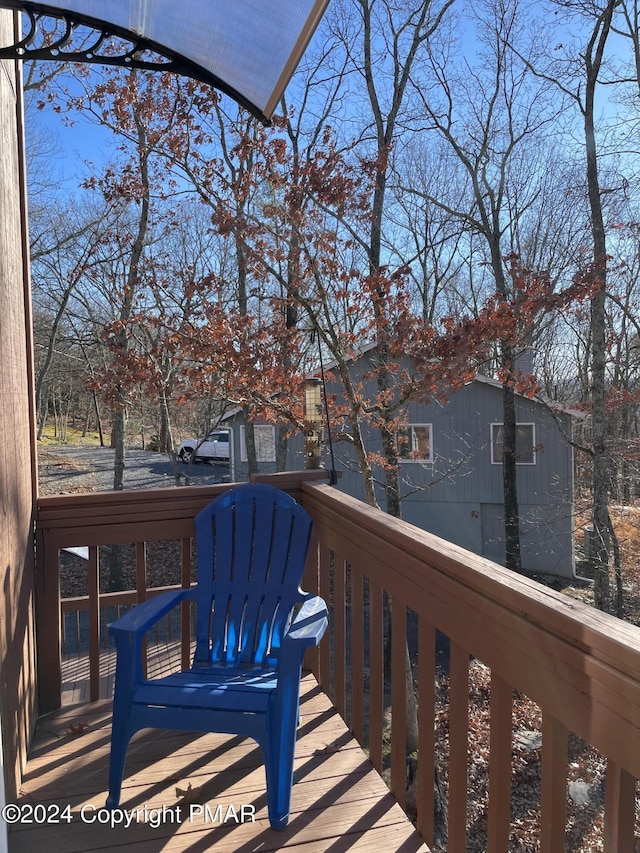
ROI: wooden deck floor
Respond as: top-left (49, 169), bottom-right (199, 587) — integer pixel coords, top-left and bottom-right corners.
top-left (12, 671), bottom-right (429, 852)
top-left (59, 641), bottom-right (190, 705)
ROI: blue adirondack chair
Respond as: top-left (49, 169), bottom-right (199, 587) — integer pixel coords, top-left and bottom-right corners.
top-left (106, 483), bottom-right (328, 829)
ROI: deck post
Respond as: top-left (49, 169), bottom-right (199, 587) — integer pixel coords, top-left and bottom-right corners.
top-left (250, 469), bottom-right (332, 502)
top-left (34, 528), bottom-right (61, 713)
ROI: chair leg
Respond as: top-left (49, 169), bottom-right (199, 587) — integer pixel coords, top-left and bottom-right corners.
top-left (264, 746), bottom-right (294, 829)
top-left (265, 711), bottom-right (298, 829)
top-left (106, 712), bottom-right (133, 809)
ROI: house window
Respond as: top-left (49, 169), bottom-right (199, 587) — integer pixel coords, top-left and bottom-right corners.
top-left (491, 423), bottom-right (536, 464)
top-left (398, 424), bottom-right (433, 463)
top-left (240, 425), bottom-right (276, 463)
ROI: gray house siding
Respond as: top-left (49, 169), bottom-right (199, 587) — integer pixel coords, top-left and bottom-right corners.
top-left (329, 372), bottom-right (575, 576)
top-left (400, 382), bottom-right (573, 508)
top-left (223, 362), bottom-right (576, 578)
top-left (403, 500), bottom-right (483, 554)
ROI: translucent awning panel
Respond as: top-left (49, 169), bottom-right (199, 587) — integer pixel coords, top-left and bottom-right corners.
top-left (1, 1), bottom-right (330, 122)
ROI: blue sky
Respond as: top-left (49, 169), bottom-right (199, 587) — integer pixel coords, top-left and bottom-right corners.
top-left (25, 67), bottom-right (119, 192)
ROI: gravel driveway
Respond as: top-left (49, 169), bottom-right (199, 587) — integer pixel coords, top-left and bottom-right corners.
top-left (38, 444), bottom-right (231, 495)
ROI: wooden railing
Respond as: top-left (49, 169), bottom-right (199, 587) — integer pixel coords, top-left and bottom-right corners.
top-left (35, 472), bottom-right (327, 710)
top-left (297, 481), bottom-right (640, 852)
top-left (35, 473), bottom-right (640, 851)
top-left (36, 482), bottom-right (225, 709)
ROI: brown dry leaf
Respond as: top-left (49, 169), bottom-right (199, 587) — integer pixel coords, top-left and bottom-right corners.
top-left (64, 721), bottom-right (89, 736)
top-left (313, 740), bottom-right (341, 756)
top-left (175, 782), bottom-right (204, 805)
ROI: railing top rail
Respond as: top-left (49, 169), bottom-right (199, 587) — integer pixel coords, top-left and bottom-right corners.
top-left (38, 482), bottom-right (231, 516)
top-left (37, 483), bottom-right (233, 546)
top-left (36, 472), bottom-right (331, 548)
top-left (301, 481), bottom-right (640, 671)
top-left (37, 470), bottom-right (330, 515)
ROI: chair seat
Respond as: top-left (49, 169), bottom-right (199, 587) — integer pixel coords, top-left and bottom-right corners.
top-left (133, 665), bottom-right (279, 712)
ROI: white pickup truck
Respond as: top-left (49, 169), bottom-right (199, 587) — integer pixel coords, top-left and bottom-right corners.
top-left (177, 430), bottom-right (230, 464)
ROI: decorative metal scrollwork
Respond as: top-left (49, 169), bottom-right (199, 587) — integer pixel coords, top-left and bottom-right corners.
top-left (0, 2), bottom-right (268, 121)
top-left (0, 7), bottom-right (184, 76)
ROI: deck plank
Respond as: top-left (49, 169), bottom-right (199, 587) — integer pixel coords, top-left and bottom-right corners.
top-left (12, 673), bottom-right (429, 853)
top-left (60, 640), bottom-right (190, 705)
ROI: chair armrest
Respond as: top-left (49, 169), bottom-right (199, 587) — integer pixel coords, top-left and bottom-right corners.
top-left (283, 595), bottom-right (328, 649)
top-left (108, 588), bottom-right (194, 643)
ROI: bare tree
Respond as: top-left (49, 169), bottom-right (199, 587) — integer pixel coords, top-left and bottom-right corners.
top-left (30, 200), bottom-right (118, 436)
top-left (407, 0), bottom-right (563, 571)
top-left (514, 0), bottom-right (623, 609)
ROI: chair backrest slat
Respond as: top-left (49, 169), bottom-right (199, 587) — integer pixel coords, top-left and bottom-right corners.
top-left (193, 484), bottom-right (312, 667)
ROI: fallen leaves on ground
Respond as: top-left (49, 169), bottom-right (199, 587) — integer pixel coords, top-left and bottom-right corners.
top-left (175, 782), bottom-right (204, 805)
top-left (314, 740), bottom-right (342, 756)
top-left (430, 660), bottom-right (622, 852)
top-left (64, 721), bottom-right (89, 737)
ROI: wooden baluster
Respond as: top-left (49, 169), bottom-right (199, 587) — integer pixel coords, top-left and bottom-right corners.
top-left (604, 760), bottom-right (636, 852)
top-left (448, 640), bottom-right (469, 853)
top-left (417, 617), bottom-right (436, 847)
top-left (88, 546), bottom-right (100, 702)
top-left (180, 537), bottom-right (191, 670)
top-left (350, 564), bottom-right (364, 744)
top-left (302, 531), bottom-right (321, 679)
top-left (390, 598), bottom-right (408, 810)
top-left (540, 715), bottom-right (567, 853)
top-left (135, 542), bottom-right (147, 680)
top-left (487, 673), bottom-right (513, 851)
top-left (333, 553), bottom-right (346, 720)
top-left (369, 579), bottom-right (384, 774)
top-left (35, 534), bottom-right (62, 713)
top-left (319, 545), bottom-right (331, 695)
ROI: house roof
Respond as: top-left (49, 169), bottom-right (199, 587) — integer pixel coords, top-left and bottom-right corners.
top-left (219, 344), bottom-right (585, 422)
top-left (0, 1), bottom-right (329, 123)
top-left (472, 375), bottom-right (586, 419)
top-left (313, 345), bottom-right (585, 418)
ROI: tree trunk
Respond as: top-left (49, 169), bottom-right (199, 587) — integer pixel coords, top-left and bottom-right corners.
top-left (491, 238), bottom-right (523, 573)
top-left (583, 1), bottom-right (619, 611)
top-left (112, 405), bottom-right (126, 491)
top-left (111, 78), bottom-right (151, 493)
top-left (82, 397), bottom-right (91, 438)
top-left (404, 637), bottom-right (419, 754)
top-left (108, 544), bottom-right (125, 593)
top-left (276, 424), bottom-right (289, 472)
top-left (243, 416), bottom-right (258, 477)
top-left (502, 377), bottom-right (522, 573)
top-left (93, 390), bottom-right (105, 447)
top-left (158, 398), bottom-right (173, 454)
top-left (36, 391), bottom-right (48, 440)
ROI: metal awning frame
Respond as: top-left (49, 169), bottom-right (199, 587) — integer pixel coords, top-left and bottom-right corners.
top-left (0, 1), bottom-right (329, 123)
